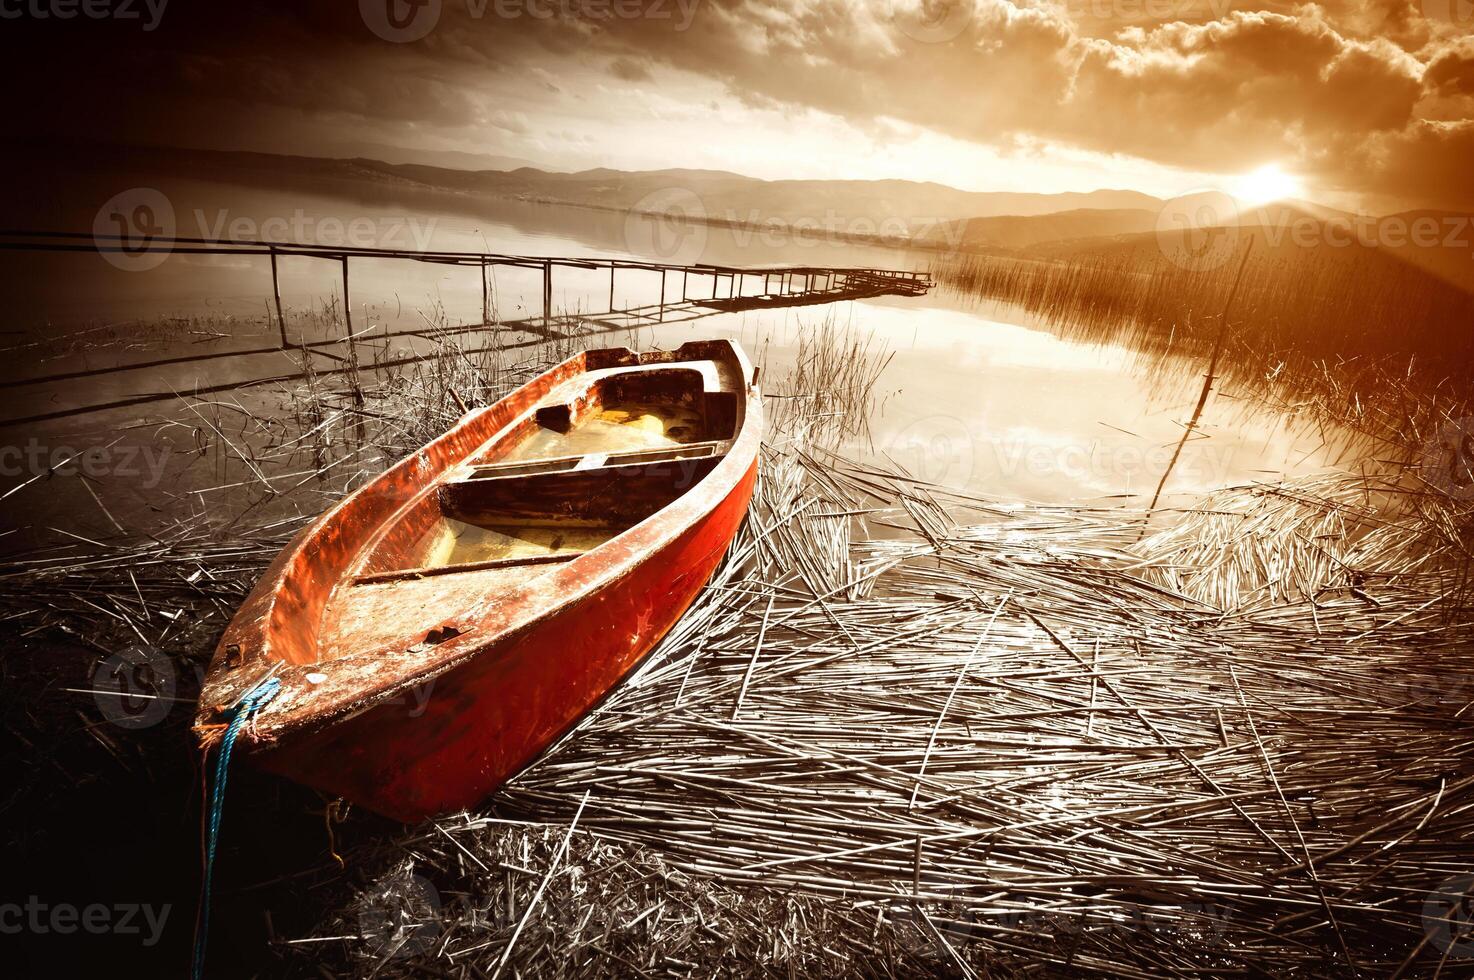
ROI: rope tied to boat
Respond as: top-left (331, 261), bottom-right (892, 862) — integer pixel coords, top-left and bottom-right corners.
top-left (192, 675), bottom-right (281, 980)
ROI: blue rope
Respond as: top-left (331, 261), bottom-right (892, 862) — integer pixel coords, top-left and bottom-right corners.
top-left (193, 676), bottom-right (281, 980)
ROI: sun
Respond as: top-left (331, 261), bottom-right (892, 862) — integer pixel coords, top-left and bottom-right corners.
top-left (1232, 165), bottom-right (1303, 206)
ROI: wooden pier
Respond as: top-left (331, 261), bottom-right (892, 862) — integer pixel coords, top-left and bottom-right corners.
top-left (0, 230), bottom-right (933, 426)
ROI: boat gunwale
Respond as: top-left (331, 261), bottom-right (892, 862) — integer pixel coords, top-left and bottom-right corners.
top-left (195, 340), bottom-right (760, 745)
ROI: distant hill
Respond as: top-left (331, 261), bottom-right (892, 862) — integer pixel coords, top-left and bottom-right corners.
top-left (34, 143), bottom-right (1163, 240)
top-left (1363, 209), bottom-right (1474, 294)
top-left (338, 158), bottom-right (1165, 231)
top-left (35, 143), bottom-right (1455, 282)
top-left (916, 208), bottom-right (1160, 250)
top-left (318, 141), bottom-right (541, 173)
top-left (1024, 200), bottom-right (1474, 294)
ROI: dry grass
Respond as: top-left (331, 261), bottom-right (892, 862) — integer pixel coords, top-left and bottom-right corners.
top-left (283, 433), bottom-right (1474, 976)
top-left (931, 247), bottom-right (1474, 454)
top-left (5, 312), bottom-right (1474, 977)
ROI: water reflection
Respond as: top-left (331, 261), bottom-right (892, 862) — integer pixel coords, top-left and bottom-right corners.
top-left (7, 171), bottom-right (924, 330)
top-left (643, 300), bottom-right (1359, 502)
top-left (1, 173), bottom-right (1360, 510)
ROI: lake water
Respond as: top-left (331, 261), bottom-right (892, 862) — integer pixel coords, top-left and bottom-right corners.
top-left (0, 171), bottom-right (1362, 540)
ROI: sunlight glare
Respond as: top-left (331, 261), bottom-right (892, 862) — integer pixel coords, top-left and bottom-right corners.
top-left (1232, 165), bottom-right (1302, 205)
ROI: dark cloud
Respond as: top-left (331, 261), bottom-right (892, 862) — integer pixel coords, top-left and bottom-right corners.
top-left (1057, 13), bottom-right (1424, 170)
top-left (170, 52), bottom-right (481, 126)
top-left (1425, 41), bottom-right (1474, 97)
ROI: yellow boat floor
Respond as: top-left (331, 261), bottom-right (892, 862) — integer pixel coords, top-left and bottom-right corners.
top-left (405, 399), bottom-right (710, 569)
top-left (503, 401), bottom-right (706, 462)
top-left (415, 520), bottom-right (616, 568)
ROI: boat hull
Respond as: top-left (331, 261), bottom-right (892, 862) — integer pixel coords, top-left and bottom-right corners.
top-left (253, 455), bottom-right (756, 822)
top-left (197, 340), bottom-right (761, 821)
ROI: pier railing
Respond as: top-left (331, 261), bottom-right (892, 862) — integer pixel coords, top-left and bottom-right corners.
top-left (0, 229), bottom-right (932, 338)
top-left (0, 230), bottom-right (933, 426)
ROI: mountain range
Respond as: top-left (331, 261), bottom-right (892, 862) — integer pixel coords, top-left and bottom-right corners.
top-left (21, 142), bottom-right (1474, 294)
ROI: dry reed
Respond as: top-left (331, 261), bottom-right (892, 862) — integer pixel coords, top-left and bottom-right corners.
top-left (4, 310), bottom-right (1473, 978)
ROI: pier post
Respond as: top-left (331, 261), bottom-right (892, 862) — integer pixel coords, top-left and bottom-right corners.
top-left (660, 268), bottom-right (667, 322)
top-left (342, 255), bottom-right (363, 410)
top-left (609, 263), bottom-right (616, 313)
top-left (341, 256), bottom-right (353, 340)
top-left (269, 247), bottom-right (287, 348)
top-left (542, 260), bottom-right (552, 329)
top-left (481, 259), bottom-right (489, 326)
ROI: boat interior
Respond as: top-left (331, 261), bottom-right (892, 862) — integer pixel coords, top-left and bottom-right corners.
top-left (202, 342), bottom-right (753, 683)
top-left (347, 355), bottom-right (746, 592)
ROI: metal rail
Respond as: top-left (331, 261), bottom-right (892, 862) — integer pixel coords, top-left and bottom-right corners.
top-left (0, 229), bottom-right (933, 426)
top-left (0, 228), bottom-right (933, 287)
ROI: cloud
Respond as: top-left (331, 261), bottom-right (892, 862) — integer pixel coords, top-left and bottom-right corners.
top-left (568, 0), bottom-right (1470, 204)
top-left (1337, 118), bottom-right (1474, 204)
top-left (1425, 40), bottom-right (1474, 98)
top-left (530, 67), bottom-right (564, 93)
top-left (7, 0), bottom-right (1474, 206)
top-left (1058, 13), bottom-right (1425, 170)
top-left (172, 52), bottom-right (482, 127)
top-left (608, 57), bottom-right (653, 82)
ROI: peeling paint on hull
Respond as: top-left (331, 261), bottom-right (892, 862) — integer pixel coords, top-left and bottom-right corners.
top-left (194, 340), bottom-right (761, 822)
top-left (258, 457), bottom-right (755, 821)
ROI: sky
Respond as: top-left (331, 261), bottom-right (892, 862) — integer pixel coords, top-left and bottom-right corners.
top-left (5, 0), bottom-right (1474, 210)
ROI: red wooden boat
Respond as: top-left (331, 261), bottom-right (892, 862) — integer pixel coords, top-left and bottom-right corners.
top-left (194, 340), bottom-right (760, 822)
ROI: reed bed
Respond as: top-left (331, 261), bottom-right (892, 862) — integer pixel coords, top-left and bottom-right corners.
top-left (4, 315), bottom-right (1474, 977)
top-left (317, 448), bottom-right (1471, 978)
top-left (931, 248), bottom-right (1474, 455)
top-left (764, 318), bottom-right (895, 445)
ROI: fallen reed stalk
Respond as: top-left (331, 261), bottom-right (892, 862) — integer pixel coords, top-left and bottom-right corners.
top-left (4, 312), bottom-right (1473, 977)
